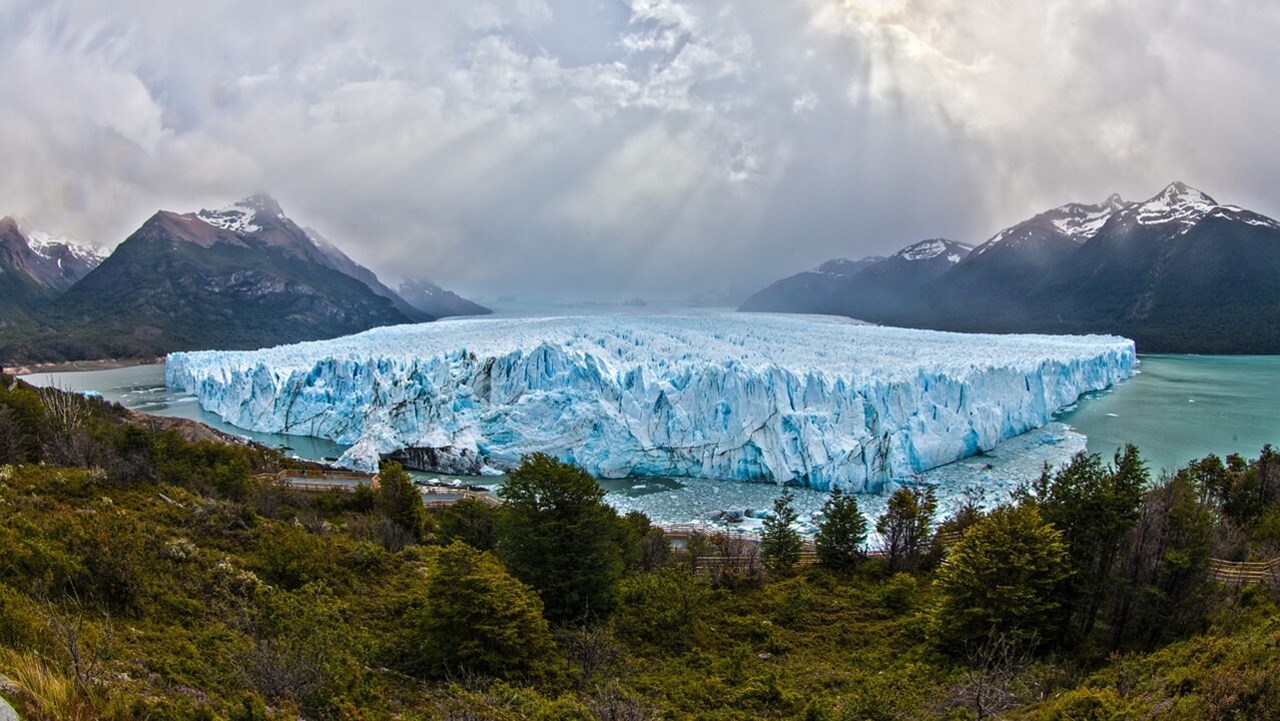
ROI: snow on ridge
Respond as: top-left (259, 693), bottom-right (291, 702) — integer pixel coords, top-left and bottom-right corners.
top-left (1215, 205), bottom-right (1280, 230)
top-left (1133, 182), bottom-right (1217, 229)
top-left (197, 202), bottom-right (262, 235)
top-left (22, 226), bottom-right (106, 263)
top-left (1047, 196), bottom-right (1131, 240)
top-left (815, 257), bottom-right (880, 276)
top-left (166, 313), bottom-right (1136, 492)
top-left (897, 239), bottom-right (967, 262)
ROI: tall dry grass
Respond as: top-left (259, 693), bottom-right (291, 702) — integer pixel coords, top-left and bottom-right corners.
top-left (0, 649), bottom-right (96, 721)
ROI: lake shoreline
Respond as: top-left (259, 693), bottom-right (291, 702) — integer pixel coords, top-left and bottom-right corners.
top-left (5, 357), bottom-right (161, 376)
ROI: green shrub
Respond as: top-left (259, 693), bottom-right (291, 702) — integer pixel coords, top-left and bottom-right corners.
top-left (405, 541), bottom-right (559, 679)
top-left (612, 568), bottom-right (713, 653)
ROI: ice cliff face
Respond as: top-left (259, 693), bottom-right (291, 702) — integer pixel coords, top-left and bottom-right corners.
top-left (165, 313), bottom-right (1136, 491)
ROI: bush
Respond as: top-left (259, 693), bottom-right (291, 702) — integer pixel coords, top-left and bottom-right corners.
top-left (612, 568), bottom-right (713, 653)
top-left (405, 541), bottom-right (558, 679)
top-left (375, 462), bottom-right (429, 543)
top-left (932, 505), bottom-right (1069, 653)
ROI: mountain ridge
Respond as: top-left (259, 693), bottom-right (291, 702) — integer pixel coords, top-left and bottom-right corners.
top-left (741, 182), bottom-right (1280, 353)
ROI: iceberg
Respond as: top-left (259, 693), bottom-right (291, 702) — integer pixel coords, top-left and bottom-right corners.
top-left (165, 313), bottom-right (1136, 492)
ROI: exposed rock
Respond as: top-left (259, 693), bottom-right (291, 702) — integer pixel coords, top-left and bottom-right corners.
top-left (386, 445), bottom-right (489, 475)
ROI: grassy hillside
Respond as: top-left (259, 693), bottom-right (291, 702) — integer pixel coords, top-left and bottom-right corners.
top-left (0, 375), bottom-right (1277, 720)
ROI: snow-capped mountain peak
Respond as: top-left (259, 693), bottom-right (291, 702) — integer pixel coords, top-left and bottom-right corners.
top-left (196, 194), bottom-right (285, 235)
top-left (1132, 181), bottom-right (1218, 229)
top-left (0, 216), bottom-right (107, 293)
top-left (1046, 194), bottom-right (1133, 240)
top-left (972, 193), bottom-right (1136, 258)
top-left (22, 225), bottom-right (107, 265)
top-left (197, 200), bottom-right (263, 235)
top-left (894, 239), bottom-right (971, 263)
top-left (241, 193), bottom-right (284, 217)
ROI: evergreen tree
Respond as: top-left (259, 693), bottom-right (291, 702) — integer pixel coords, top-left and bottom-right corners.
top-left (760, 488), bottom-right (804, 573)
top-left (375, 461), bottom-right (428, 542)
top-left (406, 541), bottom-right (557, 678)
top-left (814, 487), bottom-right (867, 571)
top-left (1034, 447), bottom-right (1146, 642)
top-left (932, 504), bottom-right (1069, 653)
top-left (497, 453), bottom-right (624, 623)
top-left (876, 486), bottom-right (937, 573)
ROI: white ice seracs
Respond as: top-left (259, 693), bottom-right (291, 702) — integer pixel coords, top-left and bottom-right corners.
top-left (165, 313), bottom-right (1136, 491)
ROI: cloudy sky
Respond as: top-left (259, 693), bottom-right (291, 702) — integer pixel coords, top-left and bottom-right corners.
top-left (2, 0), bottom-right (1277, 301)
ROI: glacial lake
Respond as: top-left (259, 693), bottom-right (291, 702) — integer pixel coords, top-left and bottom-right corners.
top-left (21, 354), bottom-right (1280, 528)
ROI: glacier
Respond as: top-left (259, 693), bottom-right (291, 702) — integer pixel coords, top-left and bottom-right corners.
top-left (164, 313), bottom-right (1136, 492)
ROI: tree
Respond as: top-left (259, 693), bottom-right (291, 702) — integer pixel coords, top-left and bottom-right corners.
top-left (616, 510), bottom-right (669, 572)
top-left (932, 504), bottom-right (1069, 653)
top-left (760, 488), bottom-right (803, 574)
top-left (876, 486), bottom-right (937, 573)
top-left (814, 487), bottom-right (867, 571)
top-left (406, 541), bottom-right (556, 678)
top-left (375, 462), bottom-right (428, 543)
top-left (1033, 447), bottom-right (1146, 642)
top-left (436, 497), bottom-right (503, 552)
top-left (497, 453), bottom-right (624, 623)
top-left (1108, 472), bottom-right (1215, 650)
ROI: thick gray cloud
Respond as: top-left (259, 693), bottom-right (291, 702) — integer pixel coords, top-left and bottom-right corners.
top-left (2, 0), bottom-right (1278, 301)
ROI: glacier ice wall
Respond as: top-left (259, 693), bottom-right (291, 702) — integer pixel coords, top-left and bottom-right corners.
top-left (165, 313), bottom-right (1136, 492)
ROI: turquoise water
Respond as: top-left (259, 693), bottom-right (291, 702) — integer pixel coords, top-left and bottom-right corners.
top-left (1057, 355), bottom-right (1280, 475)
top-left (19, 363), bottom-right (350, 461)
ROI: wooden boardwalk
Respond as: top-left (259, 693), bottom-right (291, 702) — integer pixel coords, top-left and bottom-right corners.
top-left (420, 486), bottom-right (503, 508)
top-left (257, 468), bottom-right (379, 493)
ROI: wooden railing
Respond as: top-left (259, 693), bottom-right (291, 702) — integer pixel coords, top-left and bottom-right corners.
top-left (420, 486), bottom-right (502, 507)
top-left (1208, 557), bottom-right (1280, 585)
top-left (255, 468), bottom-right (378, 493)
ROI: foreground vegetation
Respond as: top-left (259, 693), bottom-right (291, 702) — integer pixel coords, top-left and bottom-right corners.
top-left (0, 373), bottom-right (1278, 719)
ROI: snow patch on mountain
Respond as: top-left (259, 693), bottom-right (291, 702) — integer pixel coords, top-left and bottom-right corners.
top-left (1048, 194), bottom-right (1132, 240)
top-left (23, 227), bottom-right (107, 266)
top-left (897, 239), bottom-right (970, 262)
top-left (1132, 182), bottom-right (1218, 230)
top-left (166, 313), bottom-right (1136, 491)
top-left (197, 201), bottom-right (263, 235)
top-left (1214, 206), bottom-right (1280, 230)
top-left (975, 195), bottom-right (1134, 258)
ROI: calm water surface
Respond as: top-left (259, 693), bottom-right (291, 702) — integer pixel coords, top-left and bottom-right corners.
top-left (20, 363), bottom-right (349, 461)
top-left (1057, 355), bottom-right (1280, 474)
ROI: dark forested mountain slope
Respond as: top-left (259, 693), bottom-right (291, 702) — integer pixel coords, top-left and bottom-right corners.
top-left (12, 196), bottom-right (419, 361)
top-left (740, 183), bottom-right (1280, 353)
top-left (739, 256), bottom-right (885, 314)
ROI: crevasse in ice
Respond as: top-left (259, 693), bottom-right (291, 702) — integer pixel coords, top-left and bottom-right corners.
top-left (165, 313), bottom-right (1136, 491)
